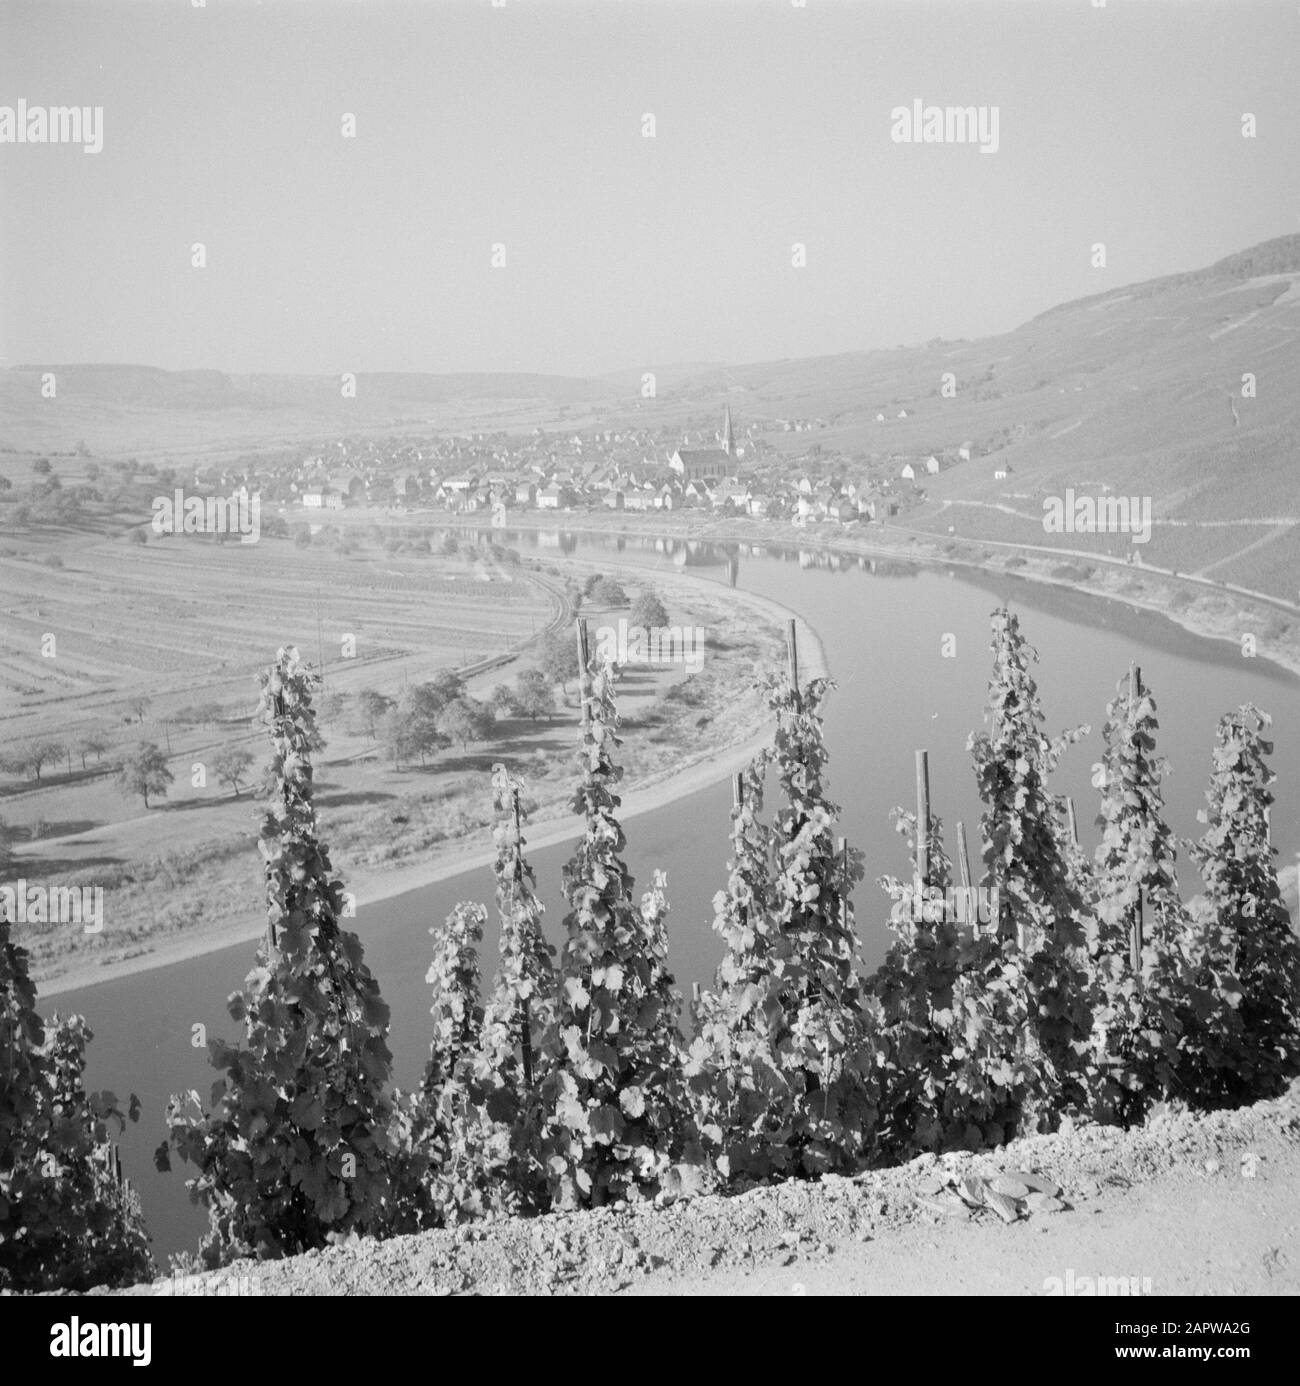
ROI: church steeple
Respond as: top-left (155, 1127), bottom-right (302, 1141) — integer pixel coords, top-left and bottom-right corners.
top-left (721, 403), bottom-right (734, 456)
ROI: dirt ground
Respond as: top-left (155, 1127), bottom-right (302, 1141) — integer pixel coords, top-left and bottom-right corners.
top-left (112, 1083), bottom-right (1300, 1299)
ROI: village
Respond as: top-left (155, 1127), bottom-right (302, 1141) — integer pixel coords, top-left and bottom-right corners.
top-left (174, 404), bottom-right (990, 533)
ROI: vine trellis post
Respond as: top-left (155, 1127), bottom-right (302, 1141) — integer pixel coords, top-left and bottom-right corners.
top-left (575, 617), bottom-right (591, 727)
top-left (956, 819), bottom-right (974, 936)
top-left (1128, 663), bottom-right (1145, 983)
top-left (785, 619), bottom-right (800, 712)
top-left (914, 749), bottom-right (931, 893)
top-left (732, 773), bottom-right (748, 934)
top-left (511, 784), bottom-right (535, 1091)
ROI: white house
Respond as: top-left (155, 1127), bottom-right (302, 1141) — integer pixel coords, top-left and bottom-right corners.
top-left (925, 455), bottom-right (940, 475)
top-left (900, 463), bottom-right (916, 481)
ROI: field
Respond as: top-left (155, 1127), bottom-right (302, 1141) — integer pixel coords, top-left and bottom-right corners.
top-left (0, 531), bottom-right (789, 989)
top-left (0, 523), bottom-right (552, 749)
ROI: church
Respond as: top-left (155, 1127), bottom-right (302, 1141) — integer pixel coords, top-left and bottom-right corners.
top-left (669, 405), bottom-right (742, 484)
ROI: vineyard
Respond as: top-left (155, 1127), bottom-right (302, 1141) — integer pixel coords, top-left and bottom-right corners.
top-left (2, 608), bottom-right (1298, 1290)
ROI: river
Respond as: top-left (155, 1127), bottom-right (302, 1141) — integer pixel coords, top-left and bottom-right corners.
top-left (41, 531), bottom-right (1300, 1263)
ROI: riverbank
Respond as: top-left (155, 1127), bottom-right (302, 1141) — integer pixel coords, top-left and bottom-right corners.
top-left (451, 509), bottom-right (1300, 681)
top-left (35, 576), bottom-right (826, 999)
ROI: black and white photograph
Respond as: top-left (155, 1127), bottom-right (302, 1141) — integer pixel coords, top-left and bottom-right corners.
top-left (1, 0), bottom-right (1297, 1345)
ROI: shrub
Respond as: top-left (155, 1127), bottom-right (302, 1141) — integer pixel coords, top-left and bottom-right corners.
top-left (156, 647), bottom-right (395, 1264)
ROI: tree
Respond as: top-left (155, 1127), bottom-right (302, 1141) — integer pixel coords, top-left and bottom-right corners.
top-left (512, 668), bottom-right (556, 723)
top-left (156, 646), bottom-right (395, 1264)
top-left (438, 696), bottom-right (493, 750)
top-left (541, 636), bottom-right (688, 1208)
top-left (489, 683), bottom-right (518, 718)
top-left (1185, 706), bottom-right (1300, 1105)
top-left (692, 668), bottom-right (873, 1181)
top-left (1085, 666), bottom-right (1194, 1126)
top-left (630, 589), bottom-right (669, 630)
top-left (128, 527), bottom-right (147, 546)
top-left (536, 629), bottom-right (575, 694)
top-left (967, 608), bottom-right (1092, 1120)
top-left (32, 457), bottom-right (51, 476)
top-left (9, 740), bottom-right (64, 784)
top-left (589, 576), bottom-right (629, 607)
top-left (213, 745), bottom-right (255, 798)
top-left (379, 706), bottom-right (423, 771)
top-left (126, 695), bottom-right (151, 724)
top-left (116, 741), bottom-right (173, 808)
top-left (357, 688), bottom-right (393, 739)
top-left (1, 902), bottom-right (152, 1291)
top-left (74, 732), bottom-right (109, 771)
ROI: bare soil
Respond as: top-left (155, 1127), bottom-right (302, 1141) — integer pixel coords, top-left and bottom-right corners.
top-left (108, 1084), bottom-right (1300, 1298)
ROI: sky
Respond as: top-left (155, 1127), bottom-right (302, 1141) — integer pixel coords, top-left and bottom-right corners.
top-left (1, 0), bottom-right (1297, 377)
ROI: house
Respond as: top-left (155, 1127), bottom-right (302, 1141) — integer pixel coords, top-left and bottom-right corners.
top-left (828, 500), bottom-right (858, 523)
top-left (900, 463), bottom-right (916, 481)
top-left (857, 498), bottom-right (878, 522)
top-left (897, 409), bottom-right (908, 419)
top-left (657, 484), bottom-right (678, 510)
top-left (514, 481), bottom-right (537, 507)
top-left (685, 478), bottom-right (714, 505)
top-left (302, 489), bottom-right (326, 509)
top-left (330, 469), bottom-right (365, 503)
top-left (603, 489), bottom-right (625, 510)
top-left (958, 443), bottom-right (973, 462)
top-left (669, 448), bottom-right (730, 484)
top-left (994, 465), bottom-right (1011, 481)
top-left (925, 455), bottom-right (940, 475)
top-left (539, 484), bottom-right (576, 510)
top-left (876, 413), bottom-right (885, 422)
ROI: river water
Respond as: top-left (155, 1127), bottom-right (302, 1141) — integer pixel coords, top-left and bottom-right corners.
top-left (41, 532), bottom-right (1299, 1263)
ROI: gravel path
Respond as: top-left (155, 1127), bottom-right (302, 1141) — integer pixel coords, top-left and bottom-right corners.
top-left (108, 1083), bottom-right (1300, 1298)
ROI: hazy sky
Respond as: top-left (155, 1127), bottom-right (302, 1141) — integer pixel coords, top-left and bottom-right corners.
top-left (2, 0), bottom-right (1297, 377)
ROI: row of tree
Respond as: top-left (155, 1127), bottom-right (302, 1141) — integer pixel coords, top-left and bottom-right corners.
top-left (5, 609), bottom-right (1297, 1287)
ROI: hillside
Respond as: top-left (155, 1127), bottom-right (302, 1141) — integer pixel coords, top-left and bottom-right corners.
top-left (4, 233), bottom-right (1297, 593)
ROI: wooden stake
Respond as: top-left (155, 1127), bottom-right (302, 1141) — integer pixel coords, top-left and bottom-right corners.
top-left (1131, 885), bottom-right (1144, 982)
top-left (786, 619), bottom-right (801, 711)
top-left (511, 785), bottom-right (534, 1092)
top-left (733, 773), bottom-right (748, 930)
top-left (956, 819), bottom-right (974, 936)
top-left (576, 617), bottom-right (590, 725)
top-left (1128, 664), bottom-right (1144, 975)
top-left (1065, 796), bottom-right (1079, 848)
top-left (915, 749), bottom-right (931, 891)
top-left (837, 835), bottom-right (849, 930)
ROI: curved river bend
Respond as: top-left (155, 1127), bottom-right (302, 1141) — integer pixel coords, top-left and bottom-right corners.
top-left (43, 533), bottom-right (1300, 1261)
